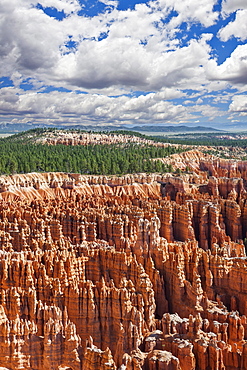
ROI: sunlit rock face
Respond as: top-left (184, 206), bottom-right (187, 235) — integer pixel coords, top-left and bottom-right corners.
top-left (1, 159), bottom-right (247, 369)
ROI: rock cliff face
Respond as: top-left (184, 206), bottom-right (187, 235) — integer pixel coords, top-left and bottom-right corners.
top-left (35, 131), bottom-right (184, 151)
top-left (1, 156), bottom-right (247, 369)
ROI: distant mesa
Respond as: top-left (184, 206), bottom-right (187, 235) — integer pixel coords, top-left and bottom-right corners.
top-left (0, 122), bottom-right (223, 134)
top-left (128, 125), bottom-right (224, 133)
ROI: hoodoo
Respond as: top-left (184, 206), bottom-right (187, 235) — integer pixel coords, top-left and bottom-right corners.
top-left (1, 155), bottom-right (247, 369)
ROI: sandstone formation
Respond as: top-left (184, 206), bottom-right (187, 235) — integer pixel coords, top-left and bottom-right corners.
top-left (37, 131), bottom-right (175, 149)
top-left (1, 153), bottom-right (247, 369)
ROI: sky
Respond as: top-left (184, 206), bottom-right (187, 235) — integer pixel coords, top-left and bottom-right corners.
top-left (0, 0), bottom-right (247, 130)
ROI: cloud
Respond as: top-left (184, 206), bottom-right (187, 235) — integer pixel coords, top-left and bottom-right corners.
top-left (0, 1), bottom-right (65, 77)
top-left (0, 87), bottom-right (199, 125)
top-left (0, 0), bottom-right (246, 129)
top-left (0, 0), bottom-right (215, 93)
top-left (99, 0), bottom-right (118, 7)
top-left (0, 86), bottom-right (235, 128)
top-left (218, 9), bottom-right (247, 41)
top-left (206, 44), bottom-right (247, 85)
top-left (229, 95), bottom-right (247, 113)
top-left (190, 102), bottom-right (224, 120)
top-left (54, 32), bottom-right (212, 92)
top-left (221, 0), bottom-right (247, 15)
top-left (157, 0), bottom-right (218, 27)
top-left (37, 0), bottom-right (81, 14)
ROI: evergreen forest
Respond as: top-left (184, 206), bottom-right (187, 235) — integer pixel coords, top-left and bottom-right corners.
top-left (0, 129), bottom-right (184, 175)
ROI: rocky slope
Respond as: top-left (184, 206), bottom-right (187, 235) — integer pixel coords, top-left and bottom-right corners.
top-left (29, 131), bottom-right (174, 148)
top-left (1, 153), bottom-right (247, 369)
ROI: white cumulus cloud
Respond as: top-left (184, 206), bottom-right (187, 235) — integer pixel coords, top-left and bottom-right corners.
top-left (0, 0), bottom-right (216, 92)
top-left (221, 0), bottom-right (247, 15)
top-left (229, 95), bottom-right (247, 113)
top-left (206, 44), bottom-right (247, 85)
top-left (0, 87), bottom-right (205, 125)
top-left (218, 9), bottom-right (247, 41)
top-left (0, 0), bottom-right (246, 128)
top-left (157, 0), bottom-right (218, 27)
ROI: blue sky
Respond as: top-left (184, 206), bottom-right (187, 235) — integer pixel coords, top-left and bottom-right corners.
top-left (0, 0), bottom-right (246, 130)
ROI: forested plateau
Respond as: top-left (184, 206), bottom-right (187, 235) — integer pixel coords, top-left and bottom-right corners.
top-left (0, 129), bottom-right (187, 175)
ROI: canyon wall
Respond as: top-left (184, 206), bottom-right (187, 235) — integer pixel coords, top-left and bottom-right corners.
top-left (1, 153), bottom-right (247, 369)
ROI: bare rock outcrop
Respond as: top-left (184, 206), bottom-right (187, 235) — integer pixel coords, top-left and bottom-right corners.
top-left (1, 157), bottom-right (247, 369)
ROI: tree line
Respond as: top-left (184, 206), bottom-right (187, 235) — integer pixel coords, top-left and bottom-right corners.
top-left (0, 136), bottom-right (183, 175)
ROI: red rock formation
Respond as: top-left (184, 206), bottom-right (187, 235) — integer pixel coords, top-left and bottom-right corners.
top-left (1, 159), bottom-right (247, 369)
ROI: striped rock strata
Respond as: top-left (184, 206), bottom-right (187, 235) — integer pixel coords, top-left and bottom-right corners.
top-left (0, 164), bottom-right (247, 369)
